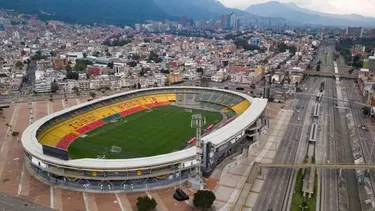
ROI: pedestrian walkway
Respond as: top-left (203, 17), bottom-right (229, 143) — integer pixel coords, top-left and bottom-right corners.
top-left (212, 109), bottom-right (293, 211)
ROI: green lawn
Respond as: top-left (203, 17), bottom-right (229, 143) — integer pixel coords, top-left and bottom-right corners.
top-left (363, 60), bottom-right (369, 69)
top-left (68, 106), bottom-right (223, 159)
top-left (291, 169), bottom-right (317, 211)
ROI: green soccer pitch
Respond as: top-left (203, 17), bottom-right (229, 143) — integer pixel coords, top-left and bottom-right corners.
top-left (68, 106), bottom-right (223, 159)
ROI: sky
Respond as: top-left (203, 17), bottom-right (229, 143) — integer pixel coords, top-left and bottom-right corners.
top-left (218, 0), bottom-right (375, 17)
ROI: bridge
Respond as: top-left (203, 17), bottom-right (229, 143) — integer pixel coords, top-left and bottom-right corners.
top-left (295, 93), bottom-right (370, 107)
top-left (258, 162), bottom-right (375, 170)
top-left (304, 71), bottom-right (357, 79)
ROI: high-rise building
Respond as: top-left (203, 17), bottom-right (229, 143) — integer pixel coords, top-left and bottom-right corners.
top-left (221, 15), bottom-right (226, 29)
top-left (182, 40), bottom-right (189, 50)
top-left (180, 16), bottom-right (188, 27)
top-left (367, 28), bottom-right (375, 39)
top-left (229, 13), bottom-right (237, 29)
top-left (236, 19), bottom-right (240, 30)
top-left (369, 56), bottom-right (375, 73)
top-left (346, 27), bottom-right (364, 38)
top-left (221, 13), bottom-right (239, 30)
top-left (225, 14), bottom-right (231, 29)
top-left (135, 24), bottom-right (142, 32)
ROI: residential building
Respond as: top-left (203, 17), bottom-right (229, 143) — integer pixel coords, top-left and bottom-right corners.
top-left (52, 58), bottom-right (68, 69)
top-left (34, 81), bottom-right (52, 93)
top-left (249, 38), bottom-right (261, 47)
top-left (369, 56), bottom-right (375, 73)
top-left (167, 72), bottom-right (183, 84)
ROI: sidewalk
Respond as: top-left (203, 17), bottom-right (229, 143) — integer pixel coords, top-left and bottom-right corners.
top-left (212, 108), bottom-right (293, 211)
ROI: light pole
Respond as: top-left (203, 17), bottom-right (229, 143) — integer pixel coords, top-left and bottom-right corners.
top-left (191, 113), bottom-right (206, 181)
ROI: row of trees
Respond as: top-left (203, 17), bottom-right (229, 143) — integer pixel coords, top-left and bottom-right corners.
top-left (74, 59), bottom-right (93, 71)
top-left (277, 42), bottom-right (297, 55)
top-left (335, 38), bottom-right (375, 68)
top-left (148, 51), bottom-right (162, 63)
top-left (136, 190), bottom-right (215, 211)
top-left (102, 39), bottom-right (132, 47)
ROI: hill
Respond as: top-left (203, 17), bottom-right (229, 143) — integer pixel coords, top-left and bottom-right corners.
top-left (246, 1), bottom-right (375, 27)
top-left (154, 0), bottom-right (248, 20)
top-left (0, 0), bottom-right (170, 26)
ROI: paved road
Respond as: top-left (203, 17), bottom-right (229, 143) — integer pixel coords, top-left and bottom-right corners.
top-left (342, 79), bottom-right (375, 210)
top-left (316, 42), bottom-right (340, 211)
top-left (253, 77), bottom-right (321, 211)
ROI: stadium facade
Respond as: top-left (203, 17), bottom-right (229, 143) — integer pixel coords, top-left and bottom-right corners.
top-left (21, 87), bottom-right (267, 191)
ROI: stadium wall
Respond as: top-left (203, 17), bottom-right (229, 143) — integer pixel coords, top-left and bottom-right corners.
top-left (22, 86), bottom-right (267, 191)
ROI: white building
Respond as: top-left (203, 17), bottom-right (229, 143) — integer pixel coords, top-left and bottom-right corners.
top-left (211, 69), bottom-right (228, 83)
top-left (34, 81), bottom-right (52, 93)
top-left (64, 52), bottom-right (84, 64)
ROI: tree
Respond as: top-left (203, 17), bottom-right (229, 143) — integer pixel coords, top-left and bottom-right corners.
top-left (129, 61), bottom-right (137, 68)
top-left (72, 86), bottom-right (79, 95)
top-left (66, 71), bottom-right (79, 80)
top-left (136, 196), bottom-right (157, 211)
top-left (15, 61), bottom-right (24, 69)
top-left (89, 92), bottom-right (96, 99)
top-left (316, 64), bottom-right (321, 72)
top-left (149, 51), bottom-right (162, 63)
top-left (74, 59), bottom-right (93, 71)
top-left (93, 51), bottom-right (100, 57)
top-left (193, 190), bottom-right (216, 211)
top-left (320, 81), bottom-right (325, 91)
top-left (363, 107), bottom-right (371, 116)
top-left (51, 82), bottom-right (59, 93)
top-left (31, 52), bottom-right (47, 61)
top-left (154, 39), bottom-right (162, 43)
top-left (65, 64), bottom-right (72, 71)
top-left (107, 62), bottom-right (114, 69)
top-left (130, 54), bottom-right (141, 60)
top-left (160, 69), bottom-right (170, 74)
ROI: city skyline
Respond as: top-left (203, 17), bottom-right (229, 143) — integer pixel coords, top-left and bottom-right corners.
top-left (219, 0), bottom-right (375, 18)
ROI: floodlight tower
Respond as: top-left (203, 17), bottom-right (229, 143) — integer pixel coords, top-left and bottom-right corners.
top-left (191, 113), bottom-right (206, 179)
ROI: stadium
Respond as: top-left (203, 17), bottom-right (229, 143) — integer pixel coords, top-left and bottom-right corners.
top-left (21, 86), bottom-right (267, 191)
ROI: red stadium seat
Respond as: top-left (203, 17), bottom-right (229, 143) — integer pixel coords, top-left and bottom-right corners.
top-left (77, 120), bottom-right (105, 134)
top-left (56, 133), bottom-right (78, 149)
top-left (119, 106), bottom-right (144, 117)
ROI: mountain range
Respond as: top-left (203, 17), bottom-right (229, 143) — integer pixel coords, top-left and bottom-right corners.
top-left (0, 0), bottom-right (375, 27)
top-left (153, 0), bottom-right (248, 20)
top-left (0, 0), bottom-right (171, 25)
top-left (246, 1), bottom-right (375, 27)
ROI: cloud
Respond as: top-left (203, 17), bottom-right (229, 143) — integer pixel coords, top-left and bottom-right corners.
top-left (218, 0), bottom-right (375, 17)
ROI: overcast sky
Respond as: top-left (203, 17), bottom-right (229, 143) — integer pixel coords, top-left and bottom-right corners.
top-left (218, 0), bottom-right (375, 17)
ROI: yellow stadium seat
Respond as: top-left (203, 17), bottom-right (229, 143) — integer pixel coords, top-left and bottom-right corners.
top-left (89, 107), bottom-right (116, 119)
top-left (231, 100), bottom-right (251, 116)
top-left (166, 94), bottom-right (176, 101)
